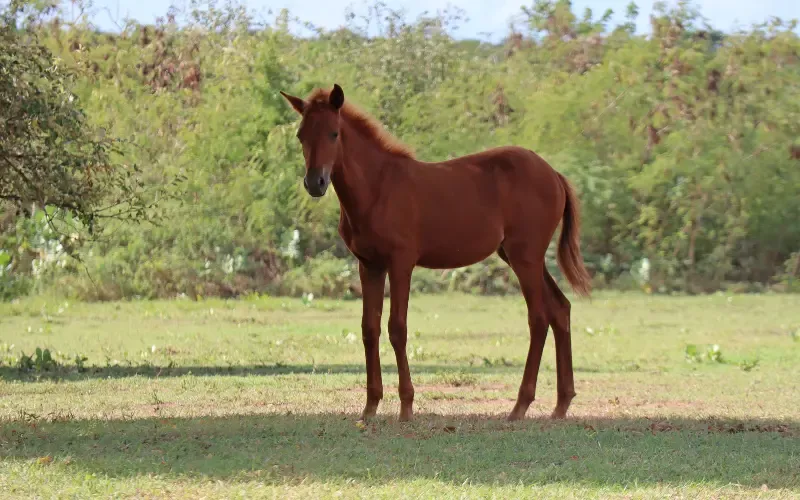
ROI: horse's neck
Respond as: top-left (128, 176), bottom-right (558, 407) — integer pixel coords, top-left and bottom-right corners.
top-left (331, 125), bottom-right (391, 226)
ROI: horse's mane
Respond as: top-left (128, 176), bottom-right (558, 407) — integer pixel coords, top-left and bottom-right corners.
top-left (307, 88), bottom-right (415, 159)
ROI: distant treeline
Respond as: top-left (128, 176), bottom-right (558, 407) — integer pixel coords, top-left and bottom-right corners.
top-left (1, 0), bottom-right (799, 300)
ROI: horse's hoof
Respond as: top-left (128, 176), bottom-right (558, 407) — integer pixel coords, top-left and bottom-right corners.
top-left (360, 403), bottom-right (379, 422)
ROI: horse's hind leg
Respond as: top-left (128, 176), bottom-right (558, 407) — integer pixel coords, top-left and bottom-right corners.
top-left (497, 248), bottom-right (576, 420)
top-left (543, 269), bottom-right (576, 419)
top-left (499, 245), bottom-right (549, 421)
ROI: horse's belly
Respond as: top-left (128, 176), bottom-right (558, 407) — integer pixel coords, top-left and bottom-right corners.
top-left (416, 226), bottom-right (502, 269)
top-left (417, 249), bottom-right (497, 269)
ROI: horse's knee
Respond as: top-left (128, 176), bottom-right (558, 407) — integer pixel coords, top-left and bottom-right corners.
top-left (361, 323), bottom-right (381, 349)
top-left (388, 316), bottom-right (407, 348)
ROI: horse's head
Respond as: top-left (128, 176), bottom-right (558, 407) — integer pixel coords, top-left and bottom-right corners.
top-left (279, 84), bottom-right (345, 198)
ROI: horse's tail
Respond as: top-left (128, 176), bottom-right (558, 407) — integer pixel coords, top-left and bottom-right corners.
top-left (556, 172), bottom-right (592, 297)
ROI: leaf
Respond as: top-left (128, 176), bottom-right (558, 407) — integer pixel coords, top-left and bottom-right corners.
top-left (0, 251), bottom-right (10, 267)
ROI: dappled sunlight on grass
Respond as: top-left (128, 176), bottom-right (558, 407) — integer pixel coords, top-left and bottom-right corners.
top-left (1, 292), bottom-right (799, 497)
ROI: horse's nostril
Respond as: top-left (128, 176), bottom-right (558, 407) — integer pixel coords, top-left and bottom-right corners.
top-left (318, 177), bottom-right (325, 187)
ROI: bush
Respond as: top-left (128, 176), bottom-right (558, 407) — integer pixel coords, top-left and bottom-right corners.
top-left (2, 1), bottom-right (799, 301)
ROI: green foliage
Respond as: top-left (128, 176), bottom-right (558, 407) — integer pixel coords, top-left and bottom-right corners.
top-left (3, 341), bottom-right (89, 374)
top-left (279, 252), bottom-right (357, 299)
top-left (1, 0), bottom-right (799, 301)
top-left (0, 12), bottom-right (180, 231)
top-left (17, 347), bottom-right (56, 372)
top-left (434, 370), bottom-right (479, 387)
top-left (684, 343), bottom-right (723, 364)
top-left (738, 357), bottom-right (759, 372)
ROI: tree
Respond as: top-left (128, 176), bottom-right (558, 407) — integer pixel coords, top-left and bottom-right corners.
top-left (0, 7), bottom-right (179, 234)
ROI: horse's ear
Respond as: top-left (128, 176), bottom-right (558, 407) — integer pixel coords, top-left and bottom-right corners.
top-left (280, 91), bottom-right (305, 114)
top-left (329, 84), bottom-right (344, 110)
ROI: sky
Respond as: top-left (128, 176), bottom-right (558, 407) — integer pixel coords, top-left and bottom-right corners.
top-left (84, 0), bottom-right (800, 42)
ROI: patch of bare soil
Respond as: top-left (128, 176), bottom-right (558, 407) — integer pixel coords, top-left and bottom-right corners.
top-left (416, 383), bottom-right (510, 393)
top-left (340, 383), bottom-right (510, 395)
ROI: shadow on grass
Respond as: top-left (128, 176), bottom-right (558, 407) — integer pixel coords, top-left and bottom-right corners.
top-left (0, 363), bottom-right (612, 382)
top-left (1, 412), bottom-right (797, 489)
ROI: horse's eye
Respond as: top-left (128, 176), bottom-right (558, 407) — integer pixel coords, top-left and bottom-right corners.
top-left (330, 131), bottom-right (339, 140)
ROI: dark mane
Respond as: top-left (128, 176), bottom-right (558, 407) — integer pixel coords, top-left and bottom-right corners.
top-left (306, 88), bottom-right (415, 159)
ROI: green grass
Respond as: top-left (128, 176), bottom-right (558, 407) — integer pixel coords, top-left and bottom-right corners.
top-left (1, 291), bottom-right (799, 498)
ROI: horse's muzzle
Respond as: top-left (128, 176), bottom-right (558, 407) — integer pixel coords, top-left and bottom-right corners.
top-left (304, 168), bottom-right (330, 197)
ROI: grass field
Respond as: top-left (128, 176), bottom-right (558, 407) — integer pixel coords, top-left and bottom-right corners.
top-left (1, 291), bottom-right (799, 498)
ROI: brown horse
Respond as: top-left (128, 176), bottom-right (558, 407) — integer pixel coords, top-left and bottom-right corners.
top-left (280, 84), bottom-right (592, 422)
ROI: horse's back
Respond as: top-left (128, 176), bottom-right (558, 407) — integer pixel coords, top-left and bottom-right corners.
top-left (442, 145), bottom-right (562, 202)
top-left (447, 145), bottom-right (566, 244)
top-left (403, 145), bottom-right (563, 267)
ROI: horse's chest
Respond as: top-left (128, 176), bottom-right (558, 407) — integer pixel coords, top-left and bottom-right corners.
top-left (339, 219), bottom-right (397, 266)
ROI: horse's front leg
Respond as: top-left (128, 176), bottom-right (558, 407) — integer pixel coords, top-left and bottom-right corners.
top-left (358, 262), bottom-right (387, 422)
top-left (388, 262), bottom-right (415, 421)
